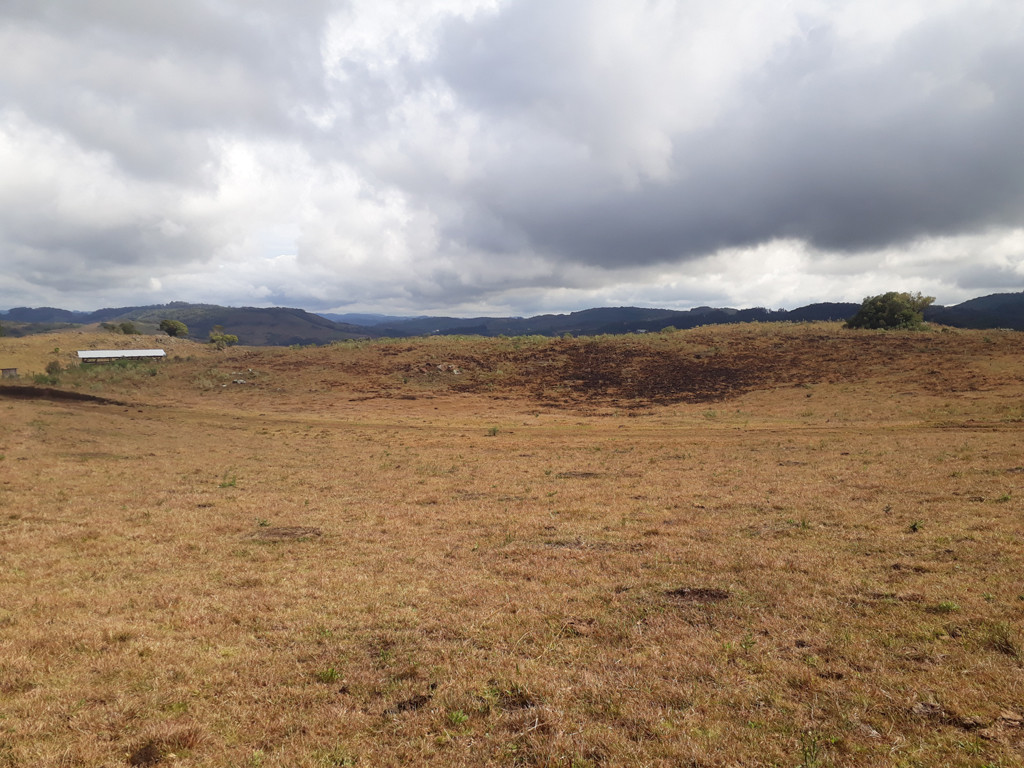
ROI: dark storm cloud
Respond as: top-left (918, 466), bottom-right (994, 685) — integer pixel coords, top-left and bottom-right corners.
top-left (427, 1), bottom-right (1024, 268)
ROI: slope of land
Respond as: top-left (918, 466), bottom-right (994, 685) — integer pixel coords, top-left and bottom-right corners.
top-left (1, 324), bottom-right (1023, 767)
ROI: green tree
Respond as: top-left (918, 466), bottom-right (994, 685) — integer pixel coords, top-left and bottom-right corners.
top-left (159, 319), bottom-right (189, 337)
top-left (118, 321), bottom-right (141, 335)
top-left (209, 325), bottom-right (239, 349)
top-left (846, 292), bottom-right (934, 330)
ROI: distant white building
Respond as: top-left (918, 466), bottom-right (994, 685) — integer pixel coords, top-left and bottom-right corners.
top-left (77, 349), bottom-right (166, 364)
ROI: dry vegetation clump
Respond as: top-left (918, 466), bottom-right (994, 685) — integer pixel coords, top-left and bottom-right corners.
top-left (1, 323), bottom-right (1023, 766)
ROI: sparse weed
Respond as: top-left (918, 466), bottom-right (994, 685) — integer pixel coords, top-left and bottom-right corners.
top-left (798, 730), bottom-right (822, 768)
top-left (981, 621), bottom-right (1021, 660)
top-left (447, 709), bottom-right (469, 726)
top-left (315, 746), bottom-right (358, 767)
top-left (315, 667), bottom-right (340, 684)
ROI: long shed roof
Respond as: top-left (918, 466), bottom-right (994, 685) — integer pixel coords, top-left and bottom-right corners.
top-left (77, 349), bottom-right (166, 360)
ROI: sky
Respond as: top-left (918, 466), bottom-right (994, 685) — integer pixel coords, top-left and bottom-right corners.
top-left (1, 0), bottom-right (1022, 317)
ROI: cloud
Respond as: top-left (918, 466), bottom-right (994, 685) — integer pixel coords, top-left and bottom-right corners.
top-left (419, 0), bottom-right (1024, 266)
top-left (1, 0), bottom-right (1023, 314)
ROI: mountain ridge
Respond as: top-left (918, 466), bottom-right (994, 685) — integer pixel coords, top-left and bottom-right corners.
top-left (2, 292), bottom-right (1022, 344)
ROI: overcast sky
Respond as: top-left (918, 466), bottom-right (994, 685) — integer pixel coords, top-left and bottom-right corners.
top-left (1, 0), bottom-right (1022, 316)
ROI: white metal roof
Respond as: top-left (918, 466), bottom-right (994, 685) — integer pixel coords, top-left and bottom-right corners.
top-left (77, 349), bottom-right (166, 359)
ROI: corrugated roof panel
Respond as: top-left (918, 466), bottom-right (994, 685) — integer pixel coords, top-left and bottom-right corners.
top-left (77, 349), bottom-right (166, 359)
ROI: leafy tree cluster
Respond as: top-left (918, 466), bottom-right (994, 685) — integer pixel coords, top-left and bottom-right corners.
top-left (100, 321), bottom-right (142, 335)
top-left (846, 292), bottom-right (934, 330)
top-left (159, 319), bottom-right (189, 337)
top-left (209, 325), bottom-right (239, 349)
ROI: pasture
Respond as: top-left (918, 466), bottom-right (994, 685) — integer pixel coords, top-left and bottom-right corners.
top-left (1, 324), bottom-right (1022, 766)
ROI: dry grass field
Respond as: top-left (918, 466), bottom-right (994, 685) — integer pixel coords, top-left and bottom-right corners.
top-left (1, 323), bottom-right (1023, 767)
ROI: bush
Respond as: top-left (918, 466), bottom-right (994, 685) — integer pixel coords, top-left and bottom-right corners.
top-left (118, 321), bottom-right (141, 335)
top-left (159, 319), bottom-right (189, 337)
top-left (209, 326), bottom-right (239, 349)
top-left (846, 292), bottom-right (934, 330)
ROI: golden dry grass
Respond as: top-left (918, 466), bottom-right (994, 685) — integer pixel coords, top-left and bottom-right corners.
top-left (1, 324), bottom-right (1023, 767)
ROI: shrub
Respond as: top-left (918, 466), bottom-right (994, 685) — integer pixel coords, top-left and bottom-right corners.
top-left (209, 326), bottom-right (239, 349)
top-left (119, 321), bottom-right (141, 335)
top-left (159, 319), bottom-right (189, 337)
top-left (846, 292), bottom-right (934, 330)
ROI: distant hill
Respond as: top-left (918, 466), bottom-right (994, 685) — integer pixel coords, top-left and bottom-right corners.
top-left (365, 303), bottom-right (861, 337)
top-left (3, 306), bottom-right (90, 323)
top-left (318, 312), bottom-right (427, 326)
top-left (3, 293), bottom-right (1023, 344)
top-left (1, 303), bottom-right (375, 345)
top-left (117, 305), bottom-right (376, 346)
top-left (925, 292), bottom-right (1024, 330)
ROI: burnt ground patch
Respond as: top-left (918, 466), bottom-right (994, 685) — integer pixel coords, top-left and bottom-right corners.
top-left (247, 526), bottom-right (323, 541)
top-left (442, 338), bottom-right (832, 406)
top-left (461, 331), bottom-right (1018, 407)
top-left (438, 332), bottom-right (913, 407)
top-left (0, 384), bottom-right (127, 406)
top-left (665, 587), bottom-right (732, 603)
top-left (197, 326), bottom-right (1024, 410)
